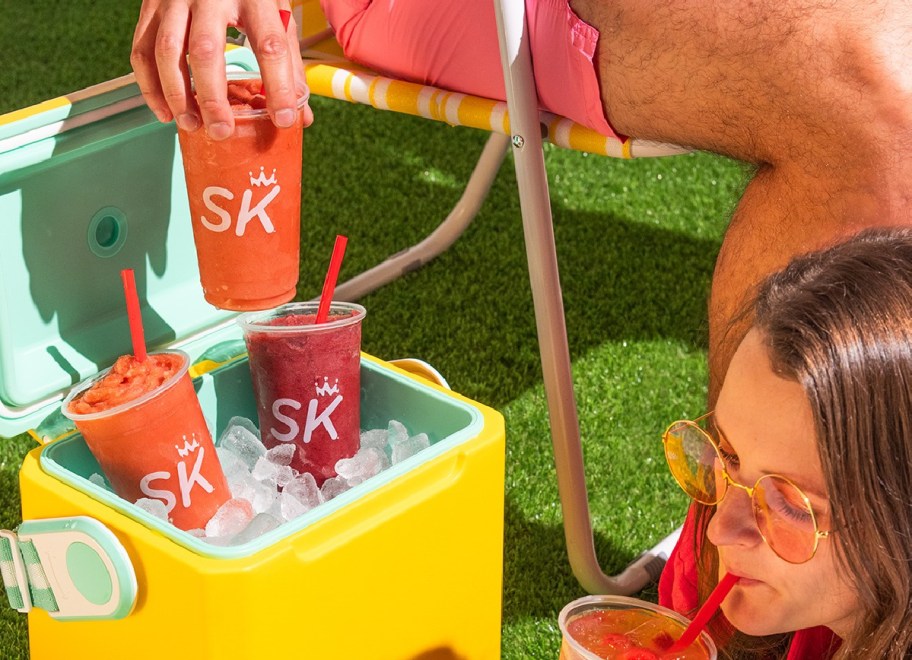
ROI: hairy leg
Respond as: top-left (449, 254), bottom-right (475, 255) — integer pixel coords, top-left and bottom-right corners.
top-left (571, 0), bottom-right (912, 400)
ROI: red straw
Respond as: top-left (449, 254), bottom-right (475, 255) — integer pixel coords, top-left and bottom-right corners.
top-left (258, 10), bottom-right (292, 95)
top-left (120, 269), bottom-right (147, 362)
top-left (668, 572), bottom-right (739, 652)
top-left (315, 235), bottom-right (348, 324)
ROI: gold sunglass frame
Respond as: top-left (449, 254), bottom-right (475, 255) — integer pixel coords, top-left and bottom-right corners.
top-left (662, 412), bottom-right (831, 564)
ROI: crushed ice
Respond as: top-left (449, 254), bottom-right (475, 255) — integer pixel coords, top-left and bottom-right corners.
top-left (121, 415), bottom-right (433, 546)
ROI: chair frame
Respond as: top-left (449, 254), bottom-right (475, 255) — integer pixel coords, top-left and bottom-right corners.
top-left (299, 0), bottom-right (683, 595)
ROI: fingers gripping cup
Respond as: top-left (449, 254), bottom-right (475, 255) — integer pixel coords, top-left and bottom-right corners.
top-left (62, 351), bottom-right (230, 531)
top-left (559, 595), bottom-right (717, 660)
top-left (177, 73), bottom-right (309, 311)
top-left (239, 302), bottom-right (366, 486)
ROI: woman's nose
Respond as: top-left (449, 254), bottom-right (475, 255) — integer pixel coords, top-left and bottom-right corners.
top-left (706, 484), bottom-right (762, 550)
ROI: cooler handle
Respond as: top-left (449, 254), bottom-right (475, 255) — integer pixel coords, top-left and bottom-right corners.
top-left (0, 530), bottom-right (32, 613)
top-left (387, 358), bottom-right (451, 389)
top-left (0, 516), bottom-right (137, 621)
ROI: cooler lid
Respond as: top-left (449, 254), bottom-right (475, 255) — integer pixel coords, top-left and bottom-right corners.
top-left (0, 47), bottom-right (260, 437)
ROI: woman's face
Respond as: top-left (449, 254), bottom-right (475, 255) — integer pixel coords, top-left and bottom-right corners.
top-left (708, 329), bottom-right (857, 639)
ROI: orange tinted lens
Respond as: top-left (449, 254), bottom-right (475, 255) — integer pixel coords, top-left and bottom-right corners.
top-left (664, 421), bottom-right (721, 505)
top-left (754, 476), bottom-right (818, 563)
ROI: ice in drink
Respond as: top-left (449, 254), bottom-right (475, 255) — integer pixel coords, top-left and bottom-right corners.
top-left (239, 302), bottom-right (366, 485)
top-left (177, 75), bottom-right (309, 311)
top-left (62, 351), bottom-right (230, 530)
top-left (559, 595), bottom-right (716, 660)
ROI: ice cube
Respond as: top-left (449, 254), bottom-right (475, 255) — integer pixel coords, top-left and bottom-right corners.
top-left (226, 415), bottom-right (260, 439)
top-left (321, 476), bottom-right (350, 501)
top-left (266, 442), bottom-right (296, 466)
top-left (387, 419), bottom-right (409, 446)
top-left (284, 472), bottom-right (323, 510)
top-left (202, 535), bottom-right (236, 546)
top-left (227, 470), bottom-right (254, 500)
top-left (250, 482), bottom-right (279, 514)
top-left (251, 456), bottom-right (296, 489)
top-left (359, 428), bottom-right (388, 450)
top-left (88, 473), bottom-right (109, 489)
top-left (270, 491), bottom-right (310, 522)
top-left (185, 528), bottom-right (206, 538)
top-left (275, 465), bottom-right (297, 488)
top-left (134, 497), bottom-right (170, 521)
top-left (231, 513), bottom-right (282, 545)
top-left (219, 419), bottom-right (266, 469)
top-left (335, 447), bottom-right (388, 485)
top-left (205, 498), bottom-right (255, 538)
top-left (217, 446), bottom-right (249, 480)
top-left (391, 432), bottom-right (431, 465)
top-left (251, 456), bottom-right (280, 482)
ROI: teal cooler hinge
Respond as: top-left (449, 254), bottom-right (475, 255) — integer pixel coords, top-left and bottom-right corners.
top-left (0, 517), bottom-right (136, 620)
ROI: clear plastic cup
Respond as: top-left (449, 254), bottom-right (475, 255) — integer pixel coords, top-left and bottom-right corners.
top-left (558, 595), bottom-right (717, 660)
top-left (177, 72), bottom-right (309, 311)
top-left (61, 350), bottom-right (230, 531)
top-left (238, 302), bottom-right (366, 485)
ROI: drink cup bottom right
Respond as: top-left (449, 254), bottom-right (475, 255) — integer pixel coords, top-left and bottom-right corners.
top-left (558, 595), bottom-right (717, 660)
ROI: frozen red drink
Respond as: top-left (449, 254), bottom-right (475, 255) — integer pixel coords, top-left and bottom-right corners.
top-left (239, 302), bottom-right (366, 485)
top-left (558, 596), bottom-right (716, 660)
top-left (62, 351), bottom-right (230, 531)
top-left (177, 74), bottom-right (309, 311)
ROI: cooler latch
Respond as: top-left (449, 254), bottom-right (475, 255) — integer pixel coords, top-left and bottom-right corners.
top-left (0, 516), bottom-right (137, 620)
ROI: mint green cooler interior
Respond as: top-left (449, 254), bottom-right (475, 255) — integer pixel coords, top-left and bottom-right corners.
top-left (0, 47), bottom-right (259, 438)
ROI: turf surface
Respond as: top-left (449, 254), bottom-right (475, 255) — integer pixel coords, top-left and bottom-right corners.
top-left (0, 2), bottom-right (748, 656)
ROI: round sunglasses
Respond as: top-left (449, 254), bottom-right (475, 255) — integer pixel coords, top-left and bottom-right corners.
top-left (662, 413), bottom-right (831, 564)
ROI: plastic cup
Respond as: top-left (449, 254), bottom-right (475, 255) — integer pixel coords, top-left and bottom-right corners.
top-left (61, 351), bottom-right (230, 531)
top-left (176, 72), bottom-right (309, 311)
top-left (558, 595), bottom-right (717, 660)
top-left (238, 302), bottom-right (366, 485)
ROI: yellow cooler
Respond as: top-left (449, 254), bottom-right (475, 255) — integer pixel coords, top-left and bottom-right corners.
top-left (0, 47), bottom-right (505, 659)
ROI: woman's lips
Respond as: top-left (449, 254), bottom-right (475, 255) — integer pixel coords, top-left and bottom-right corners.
top-left (724, 570), bottom-right (762, 587)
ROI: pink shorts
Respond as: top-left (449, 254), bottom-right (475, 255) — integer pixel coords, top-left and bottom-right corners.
top-left (320, 0), bottom-right (618, 138)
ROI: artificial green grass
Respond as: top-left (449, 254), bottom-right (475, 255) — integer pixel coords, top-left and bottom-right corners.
top-left (0, 2), bottom-right (748, 657)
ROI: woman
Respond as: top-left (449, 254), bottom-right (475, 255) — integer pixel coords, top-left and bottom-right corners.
top-left (660, 227), bottom-right (912, 657)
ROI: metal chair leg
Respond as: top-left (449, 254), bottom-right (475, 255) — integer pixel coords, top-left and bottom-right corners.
top-left (334, 132), bottom-right (509, 301)
top-left (492, 0), bottom-right (680, 594)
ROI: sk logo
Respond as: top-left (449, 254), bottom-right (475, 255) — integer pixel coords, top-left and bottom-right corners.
top-left (270, 377), bottom-right (343, 444)
top-left (199, 166), bottom-right (281, 236)
top-left (139, 434), bottom-right (216, 513)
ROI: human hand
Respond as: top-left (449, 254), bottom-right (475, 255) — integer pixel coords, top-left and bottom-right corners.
top-left (131, 0), bottom-right (314, 140)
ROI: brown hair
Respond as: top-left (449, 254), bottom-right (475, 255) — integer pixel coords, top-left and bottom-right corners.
top-left (699, 227), bottom-right (912, 658)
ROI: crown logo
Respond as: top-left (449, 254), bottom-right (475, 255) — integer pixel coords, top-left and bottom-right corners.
top-left (249, 166), bottom-right (277, 187)
top-left (315, 377), bottom-right (339, 397)
top-left (175, 434), bottom-right (201, 458)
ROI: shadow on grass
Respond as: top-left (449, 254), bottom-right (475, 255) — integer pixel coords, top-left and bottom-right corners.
top-left (501, 494), bottom-right (663, 624)
top-left (356, 204), bottom-right (721, 410)
top-left (296, 99), bottom-right (734, 409)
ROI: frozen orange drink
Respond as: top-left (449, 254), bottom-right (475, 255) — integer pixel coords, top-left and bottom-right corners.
top-left (558, 596), bottom-right (716, 660)
top-left (62, 351), bottom-right (230, 531)
top-left (177, 74), bottom-right (309, 311)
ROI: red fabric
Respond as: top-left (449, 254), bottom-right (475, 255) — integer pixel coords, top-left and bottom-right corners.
top-left (787, 626), bottom-right (841, 659)
top-left (658, 504), bottom-right (701, 616)
top-left (659, 504), bottom-right (841, 659)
